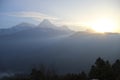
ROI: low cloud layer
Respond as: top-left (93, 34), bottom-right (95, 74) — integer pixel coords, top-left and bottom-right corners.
top-left (0, 11), bottom-right (58, 21)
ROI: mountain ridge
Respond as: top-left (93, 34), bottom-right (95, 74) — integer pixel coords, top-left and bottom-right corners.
top-left (0, 19), bottom-right (73, 39)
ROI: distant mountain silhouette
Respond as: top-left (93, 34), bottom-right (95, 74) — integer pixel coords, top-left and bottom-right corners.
top-left (0, 19), bottom-right (72, 38)
top-left (38, 19), bottom-right (56, 28)
top-left (0, 22), bottom-right (35, 36)
top-left (38, 19), bottom-right (72, 32)
top-left (12, 22), bottom-right (35, 30)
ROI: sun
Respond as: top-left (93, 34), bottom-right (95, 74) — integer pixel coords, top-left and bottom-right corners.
top-left (90, 18), bottom-right (116, 33)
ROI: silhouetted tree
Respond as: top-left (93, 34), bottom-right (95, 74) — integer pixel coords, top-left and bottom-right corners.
top-left (89, 65), bottom-right (97, 79)
top-left (89, 57), bottom-right (105, 80)
top-left (104, 60), bottom-right (114, 80)
top-left (112, 59), bottom-right (120, 80)
top-left (89, 57), bottom-right (114, 80)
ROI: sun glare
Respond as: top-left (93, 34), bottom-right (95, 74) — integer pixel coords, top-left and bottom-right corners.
top-left (90, 18), bottom-right (117, 33)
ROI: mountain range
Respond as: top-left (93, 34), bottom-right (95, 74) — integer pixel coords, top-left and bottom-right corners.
top-left (0, 22), bottom-right (35, 36)
top-left (0, 19), bottom-right (72, 37)
top-left (0, 19), bottom-right (120, 75)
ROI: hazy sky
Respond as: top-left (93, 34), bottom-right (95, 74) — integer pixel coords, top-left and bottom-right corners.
top-left (0, 0), bottom-right (120, 31)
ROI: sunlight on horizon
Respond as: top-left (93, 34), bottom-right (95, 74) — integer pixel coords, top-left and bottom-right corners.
top-left (68, 18), bottom-right (120, 33)
top-left (88, 18), bottom-right (118, 33)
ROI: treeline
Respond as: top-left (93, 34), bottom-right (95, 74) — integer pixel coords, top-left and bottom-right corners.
top-left (1, 57), bottom-right (120, 80)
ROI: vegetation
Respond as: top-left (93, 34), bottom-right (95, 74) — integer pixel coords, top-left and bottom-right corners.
top-left (1, 57), bottom-right (120, 80)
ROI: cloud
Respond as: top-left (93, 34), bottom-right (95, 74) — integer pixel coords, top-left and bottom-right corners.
top-left (0, 11), bottom-right (89, 31)
top-left (0, 11), bottom-right (71, 26)
top-left (0, 11), bottom-right (58, 21)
